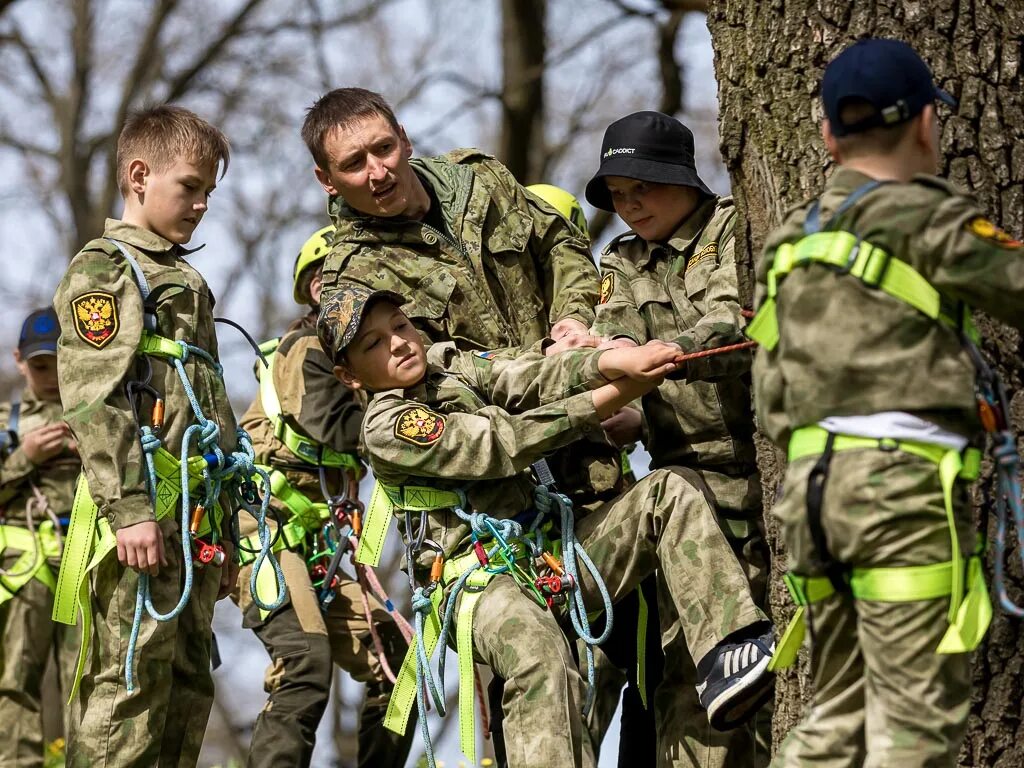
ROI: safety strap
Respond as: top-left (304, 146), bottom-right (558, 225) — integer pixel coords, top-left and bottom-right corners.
top-left (356, 481), bottom-right (463, 567)
top-left (769, 426), bottom-right (989, 670)
top-left (0, 522), bottom-right (60, 605)
top-left (636, 584), bottom-right (649, 709)
top-left (258, 343), bottom-right (362, 473)
top-left (747, 213), bottom-right (978, 351)
top-left (237, 467), bottom-right (331, 568)
top-left (52, 460), bottom-right (221, 701)
top-left (386, 582), bottom-right (444, 736)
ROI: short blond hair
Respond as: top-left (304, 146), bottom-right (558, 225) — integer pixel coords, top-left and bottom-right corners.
top-left (116, 105), bottom-right (230, 195)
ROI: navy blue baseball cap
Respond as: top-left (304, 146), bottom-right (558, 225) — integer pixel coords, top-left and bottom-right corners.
top-left (585, 111), bottom-right (713, 212)
top-left (18, 307), bottom-right (59, 359)
top-left (823, 38), bottom-right (957, 136)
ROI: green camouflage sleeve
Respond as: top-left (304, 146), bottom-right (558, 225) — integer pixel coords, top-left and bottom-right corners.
top-left (519, 182), bottom-right (601, 328)
top-left (670, 231), bottom-right (752, 382)
top-left (54, 249), bottom-right (152, 531)
top-left (363, 389), bottom-right (602, 483)
top-left (449, 348), bottom-right (607, 412)
top-left (920, 196), bottom-right (1024, 330)
top-left (591, 251), bottom-right (650, 343)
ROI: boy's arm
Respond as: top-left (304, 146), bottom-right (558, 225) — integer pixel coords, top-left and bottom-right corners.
top-left (921, 196), bottom-right (1024, 329)
top-left (55, 249), bottom-right (152, 532)
top-left (363, 390), bottom-right (604, 483)
top-left (518, 181), bottom-right (601, 329)
top-left (668, 232), bottom-right (751, 382)
top-left (590, 253), bottom-right (652, 344)
top-left (751, 227), bottom-right (794, 447)
top-left (277, 336), bottom-right (363, 453)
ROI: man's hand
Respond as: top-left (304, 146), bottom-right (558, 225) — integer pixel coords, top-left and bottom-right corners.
top-left (601, 407), bottom-right (643, 447)
top-left (544, 333), bottom-right (602, 356)
top-left (599, 340), bottom-right (684, 382)
top-left (217, 540), bottom-right (239, 600)
top-left (116, 521), bottom-right (167, 576)
top-left (550, 318), bottom-right (590, 340)
top-left (20, 423), bottom-right (73, 464)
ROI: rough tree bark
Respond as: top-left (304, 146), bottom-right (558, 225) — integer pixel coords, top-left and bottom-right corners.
top-left (707, 2), bottom-right (1024, 765)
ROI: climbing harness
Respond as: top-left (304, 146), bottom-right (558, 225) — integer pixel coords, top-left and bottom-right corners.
top-left (52, 239), bottom-right (285, 699)
top-left (747, 182), bottom-right (1022, 668)
top-left (356, 461), bottom-right (615, 768)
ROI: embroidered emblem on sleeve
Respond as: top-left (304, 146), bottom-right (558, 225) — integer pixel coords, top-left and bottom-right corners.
top-left (966, 217), bottom-right (1022, 248)
top-left (473, 350), bottom-right (498, 361)
top-left (72, 292), bottom-right (119, 349)
top-left (686, 242), bottom-right (719, 273)
top-left (394, 406), bottom-right (446, 446)
top-left (599, 273), bottom-right (614, 304)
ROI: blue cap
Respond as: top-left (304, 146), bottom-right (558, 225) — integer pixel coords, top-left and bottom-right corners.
top-left (823, 38), bottom-right (957, 137)
top-left (18, 307), bottom-right (59, 359)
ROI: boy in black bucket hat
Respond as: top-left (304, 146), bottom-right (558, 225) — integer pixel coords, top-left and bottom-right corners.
top-left (588, 111), bottom-right (771, 768)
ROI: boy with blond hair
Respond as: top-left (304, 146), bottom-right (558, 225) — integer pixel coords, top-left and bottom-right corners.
top-left (53, 105), bottom-right (240, 767)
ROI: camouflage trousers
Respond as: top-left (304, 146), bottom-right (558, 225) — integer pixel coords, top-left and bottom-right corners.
top-left (771, 448), bottom-right (973, 768)
top-left (66, 518), bottom-right (220, 768)
top-left (236, 549), bottom-right (412, 768)
top-left (0, 553), bottom-right (77, 768)
top-left (469, 466), bottom-right (767, 768)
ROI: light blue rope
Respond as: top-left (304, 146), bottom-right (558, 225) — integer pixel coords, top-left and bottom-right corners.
top-left (993, 431), bottom-right (1024, 617)
top-left (124, 341), bottom-right (284, 694)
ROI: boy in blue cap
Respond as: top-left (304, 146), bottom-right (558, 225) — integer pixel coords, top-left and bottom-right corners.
top-left (0, 308), bottom-right (80, 766)
top-left (748, 38), bottom-right (1024, 766)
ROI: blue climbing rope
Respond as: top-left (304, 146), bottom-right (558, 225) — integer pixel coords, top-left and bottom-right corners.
top-left (124, 340), bottom-right (285, 694)
top-left (992, 431), bottom-right (1024, 617)
top-left (407, 486), bottom-right (616, 764)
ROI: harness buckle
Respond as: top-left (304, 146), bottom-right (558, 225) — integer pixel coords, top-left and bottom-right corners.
top-left (878, 437), bottom-right (899, 452)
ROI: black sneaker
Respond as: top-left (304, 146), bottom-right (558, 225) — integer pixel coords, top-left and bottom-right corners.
top-left (696, 628), bottom-right (776, 730)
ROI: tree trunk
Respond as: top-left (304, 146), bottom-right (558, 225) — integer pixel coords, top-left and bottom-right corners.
top-left (500, 0), bottom-right (546, 183)
top-left (707, 2), bottom-right (1024, 764)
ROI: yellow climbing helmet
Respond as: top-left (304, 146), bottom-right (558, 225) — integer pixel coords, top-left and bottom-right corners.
top-left (527, 183), bottom-right (590, 240)
top-left (292, 225), bottom-right (335, 305)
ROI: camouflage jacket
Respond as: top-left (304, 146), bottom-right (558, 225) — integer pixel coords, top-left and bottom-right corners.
top-left (0, 389), bottom-right (80, 527)
top-left (362, 343), bottom-right (607, 571)
top-left (54, 219), bottom-right (238, 532)
top-left (753, 167), bottom-right (1024, 447)
top-left (320, 149), bottom-right (601, 350)
top-left (592, 196), bottom-right (755, 470)
top-left (238, 322), bottom-right (363, 535)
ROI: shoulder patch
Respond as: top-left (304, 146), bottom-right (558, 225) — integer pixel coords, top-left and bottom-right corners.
top-left (965, 216), bottom-right (1022, 249)
top-left (72, 292), bottom-right (119, 349)
top-left (473, 350), bottom-right (498, 361)
top-left (394, 406), bottom-right (446, 446)
top-left (687, 242), bottom-right (718, 273)
top-left (599, 273), bottom-right (615, 304)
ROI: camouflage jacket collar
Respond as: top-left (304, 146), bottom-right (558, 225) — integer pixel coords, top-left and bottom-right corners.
top-left (102, 218), bottom-right (204, 259)
top-left (326, 155), bottom-right (474, 243)
top-left (636, 195), bottom-right (721, 268)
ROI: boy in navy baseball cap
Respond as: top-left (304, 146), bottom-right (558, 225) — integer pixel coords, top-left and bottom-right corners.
top-left (750, 37), bottom-right (1024, 768)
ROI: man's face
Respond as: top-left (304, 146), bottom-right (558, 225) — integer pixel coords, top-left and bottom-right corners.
top-left (335, 302), bottom-right (426, 392)
top-left (315, 114), bottom-right (419, 218)
top-left (15, 352), bottom-right (60, 402)
top-left (131, 157), bottom-right (219, 244)
top-left (606, 176), bottom-right (701, 243)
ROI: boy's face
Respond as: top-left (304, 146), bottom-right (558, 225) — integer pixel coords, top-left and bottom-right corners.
top-left (314, 114), bottom-right (419, 218)
top-left (128, 157), bottom-right (219, 244)
top-left (14, 351), bottom-right (60, 403)
top-left (333, 302), bottom-right (426, 392)
top-left (605, 177), bottom-right (702, 243)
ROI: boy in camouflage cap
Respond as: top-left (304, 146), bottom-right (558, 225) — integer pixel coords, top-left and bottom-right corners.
top-left (317, 281), bottom-right (776, 768)
top-left (0, 308), bottom-right (80, 767)
top-left (750, 38), bottom-right (1024, 766)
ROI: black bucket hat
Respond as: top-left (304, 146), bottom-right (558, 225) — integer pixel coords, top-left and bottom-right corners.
top-left (585, 111), bottom-right (713, 212)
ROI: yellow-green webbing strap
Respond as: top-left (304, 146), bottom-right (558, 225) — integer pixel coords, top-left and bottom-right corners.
top-left (456, 568), bottom-right (493, 765)
top-left (770, 430), bottom-right (990, 670)
top-left (385, 582), bottom-right (444, 735)
top-left (237, 467), bottom-right (330, 568)
top-left (137, 331), bottom-right (185, 361)
top-left (0, 522), bottom-right (60, 605)
top-left (356, 481), bottom-right (463, 567)
top-left (747, 231), bottom-right (979, 351)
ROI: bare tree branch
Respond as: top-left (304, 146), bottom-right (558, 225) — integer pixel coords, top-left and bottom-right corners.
top-left (657, 8), bottom-right (685, 114)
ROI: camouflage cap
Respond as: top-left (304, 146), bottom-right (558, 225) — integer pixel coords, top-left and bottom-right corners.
top-left (317, 281), bottom-right (407, 361)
